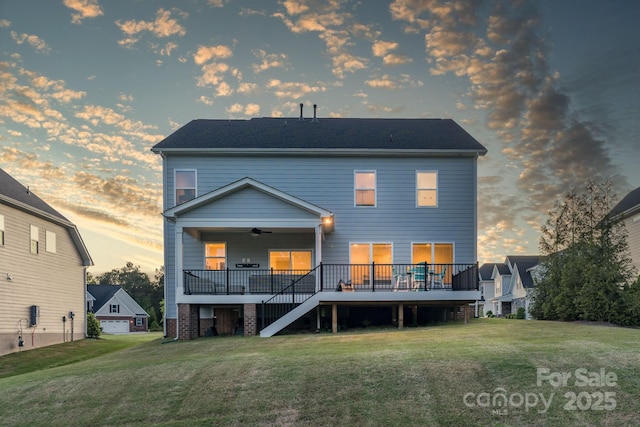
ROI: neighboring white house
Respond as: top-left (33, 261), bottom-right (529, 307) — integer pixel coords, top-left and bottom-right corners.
top-left (87, 285), bottom-right (149, 333)
top-left (609, 186), bottom-right (640, 277)
top-left (151, 111), bottom-right (487, 339)
top-left (481, 256), bottom-right (540, 319)
top-left (0, 168), bottom-right (93, 356)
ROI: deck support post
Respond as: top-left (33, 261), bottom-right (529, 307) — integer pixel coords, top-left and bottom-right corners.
top-left (398, 304), bottom-right (404, 329)
top-left (412, 305), bottom-right (418, 326)
top-left (332, 304), bottom-right (338, 334)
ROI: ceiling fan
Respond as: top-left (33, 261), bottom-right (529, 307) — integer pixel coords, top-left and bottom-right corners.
top-left (251, 228), bottom-right (272, 236)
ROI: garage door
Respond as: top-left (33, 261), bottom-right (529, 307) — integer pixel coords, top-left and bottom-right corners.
top-left (100, 320), bottom-right (129, 334)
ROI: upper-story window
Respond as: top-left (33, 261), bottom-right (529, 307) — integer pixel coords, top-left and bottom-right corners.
top-left (110, 304), bottom-right (120, 313)
top-left (270, 250), bottom-right (312, 271)
top-left (46, 230), bottom-right (56, 253)
top-left (355, 171), bottom-right (376, 207)
top-left (30, 225), bottom-right (39, 254)
top-left (205, 242), bottom-right (226, 270)
top-left (175, 170), bottom-right (196, 205)
top-left (0, 214), bottom-right (4, 246)
top-left (417, 171), bottom-right (437, 207)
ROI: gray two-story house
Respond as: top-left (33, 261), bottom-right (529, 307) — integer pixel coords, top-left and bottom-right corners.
top-left (152, 109), bottom-right (487, 339)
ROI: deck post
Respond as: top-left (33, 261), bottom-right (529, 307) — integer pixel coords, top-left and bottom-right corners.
top-left (332, 304), bottom-right (338, 334)
top-left (398, 303), bottom-right (404, 329)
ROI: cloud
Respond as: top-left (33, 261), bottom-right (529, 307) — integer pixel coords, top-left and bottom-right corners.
top-left (273, 1), bottom-right (368, 79)
top-left (265, 79), bottom-right (326, 99)
top-left (116, 8), bottom-right (187, 48)
top-left (251, 49), bottom-right (288, 73)
top-left (10, 31), bottom-right (50, 53)
top-left (372, 40), bottom-right (399, 57)
top-left (225, 103), bottom-right (260, 117)
top-left (208, 0), bottom-right (225, 7)
top-left (194, 45), bottom-right (233, 65)
top-left (390, 0), bottom-right (625, 258)
top-left (63, 0), bottom-right (104, 24)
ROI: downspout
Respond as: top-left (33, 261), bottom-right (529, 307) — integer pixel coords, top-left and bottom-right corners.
top-left (84, 266), bottom-right (88, 338)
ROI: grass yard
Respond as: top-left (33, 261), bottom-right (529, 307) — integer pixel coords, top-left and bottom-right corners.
top-left (0, 320), bottom-right (638, 426)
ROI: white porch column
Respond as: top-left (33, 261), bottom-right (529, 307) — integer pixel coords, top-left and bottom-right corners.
top-left (315, 224), bottom-right (323, 292)
top-left (175, 226), bottom-right (184, 298)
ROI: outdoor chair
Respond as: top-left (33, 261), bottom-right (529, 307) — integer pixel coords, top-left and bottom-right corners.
top-left (431, 266), bottom-right (447, 288)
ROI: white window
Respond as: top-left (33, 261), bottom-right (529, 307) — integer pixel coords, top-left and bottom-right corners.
top-left (270, 250), bottom-right (312, 271)
top-left (0, 215), bottom-right (4, 246)
top-left (175, 170), bottom-right (196, 205)
top-left (205, 243), bottom-right (226, 270)
top-left (110, 304), bottom-right (120, 313)
top-left (135, 318), bottom-right (143, 326)
top-left (355, 171), bottom-right (376, 206)
top-left (417, 171), bottom-right (437, 207)
top-left (46, 230), bottom-right (56, 253)
top-left (30, 225), bottom-right (39, 254)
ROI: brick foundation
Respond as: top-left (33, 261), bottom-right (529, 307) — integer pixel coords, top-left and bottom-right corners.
top-left (165, 318), bottom-right (176, 338)
top-left (177, 304), bottom-right (199, 340)
top-left (243, 304), bottom-right (256, 336)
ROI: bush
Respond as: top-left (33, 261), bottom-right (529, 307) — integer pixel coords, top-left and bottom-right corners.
top-left (87, 312), bottom-right (101, 338)
top-left (486, 311), bottom-right (494, 318)
top-left (516, 307), bottom-right (526, 319)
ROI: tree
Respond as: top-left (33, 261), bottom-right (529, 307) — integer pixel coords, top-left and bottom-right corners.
top-left (87, 312), bottom-right (101, 338)
top-left (530, 180), bottom-right (636, 324)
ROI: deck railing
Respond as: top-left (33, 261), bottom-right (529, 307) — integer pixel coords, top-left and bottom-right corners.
top-left (183, 263), bottom-right (478, 295)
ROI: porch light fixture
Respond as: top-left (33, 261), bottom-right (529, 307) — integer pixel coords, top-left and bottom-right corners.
top-left (6, 273), bottom-right (12, 281)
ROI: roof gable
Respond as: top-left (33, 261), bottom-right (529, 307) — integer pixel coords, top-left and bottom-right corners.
top-left (610, 186), bottom-right (640, 219)
top-left (164, 177), bottom-right (333, 221)
top-left (88, 285), bottom-right (149, 316)
top-left (151, 118), bottom-right (487, 155)
top-left (0, 168), bottom-right (93, 266)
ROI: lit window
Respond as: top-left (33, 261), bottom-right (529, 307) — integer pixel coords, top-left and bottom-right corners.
top-left (46, 230), bottom-right (56, 253)
top-left (30, 225), bottom-right (39, 254)
top-left (205, 243), bottom-right (226, 270)
top-left (417, 171), bottom-right (437, 207)
top-left (355, 171), bottom-right (376, 206)
top-left (349, 243), bottom-right (392, 284)
top-left (110, 304), bottom-right (120, 313)
top-left (270, 251), bottom-right (312, 271)
top-left (0, 215), bottom-right (4, 246)
top-left (175, 170), bottom-right (196, 205)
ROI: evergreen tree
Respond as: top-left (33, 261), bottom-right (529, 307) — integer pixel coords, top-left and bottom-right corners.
top-left (530, 180), bottom-right (636, 324)
top-left (87, 312), bottom-right (101, 338)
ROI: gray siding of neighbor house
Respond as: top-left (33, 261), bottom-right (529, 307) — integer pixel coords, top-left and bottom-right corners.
top-left (162, 154), bottom-right (479, 318)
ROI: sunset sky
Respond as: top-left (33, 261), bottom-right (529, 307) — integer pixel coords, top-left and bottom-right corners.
top-left (0, 0), bottom-right (638, 274)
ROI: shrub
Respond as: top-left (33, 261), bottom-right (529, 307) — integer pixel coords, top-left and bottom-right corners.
top-left (485, 311), bottom-right (494, 318)
top-left (516, 307), bottom-right (526, 319)
top-left (87, 312), bottom-right (101, 338)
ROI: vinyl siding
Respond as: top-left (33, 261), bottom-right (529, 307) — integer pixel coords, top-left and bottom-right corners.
top-left (625, 214), bottom-right (640, 274)
top-left (0, 203), bottom-right (86, 355)
top-left (162, 154), bottom-right (479, 318)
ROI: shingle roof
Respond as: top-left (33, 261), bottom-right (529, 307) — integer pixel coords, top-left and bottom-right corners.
top-left (506, 255), bottom-right (541, 289)
top-left (479, 263), bottom-right (499, 280)
top-left (0, 168), bottom-right (68, 221)
top-left (151, 118), bottom-right (487, 153)
top-left (87, 285), bottom-right (121, 311)
top-left (609, 187), bottom-right (640, 219)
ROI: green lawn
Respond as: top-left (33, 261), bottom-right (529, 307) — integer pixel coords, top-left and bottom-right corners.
top-left (0, 320), bottom-right (638, 426)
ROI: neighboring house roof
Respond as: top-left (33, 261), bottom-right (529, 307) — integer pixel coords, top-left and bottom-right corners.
top-left (151, 118), bottom-right (488, 155)
top-left (493, 263), bottom-right (511, 277)
top-left (506, 255), bottom-right (541, 289)
top-left (0, 168), bottom-right (93, 266)
top-left (609, 187), bottom-right (640, 220)
top-left (479, 263), bottom-right (499, 280)
top-left (87, 285), bottom-right (149, 317)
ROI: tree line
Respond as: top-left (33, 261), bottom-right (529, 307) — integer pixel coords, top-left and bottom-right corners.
top-left (531, 180), bottom-right (640, 325)
top-left (88, 262), bottom-right (164, 330)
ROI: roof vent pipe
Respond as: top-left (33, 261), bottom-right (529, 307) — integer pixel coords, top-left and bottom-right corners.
top-left (312, 104), bottom-right (318, 122)
top-left (299, 103), bottom-right (304, 120)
